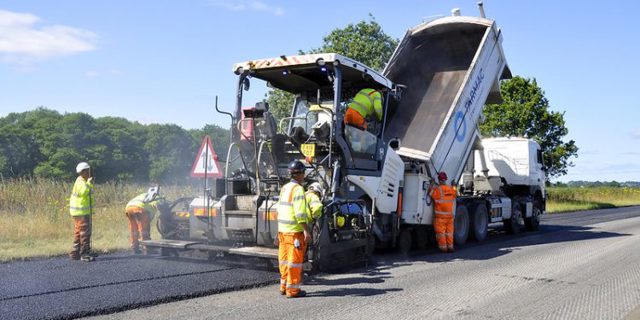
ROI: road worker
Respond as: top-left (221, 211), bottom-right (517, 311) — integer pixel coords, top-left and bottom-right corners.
top-left (343, 88), bottom-right (383, 130)
top-left (305, 182), bottom-right (324, 222)
top-left (277, 160), bottom-right (311, 298)
top-left (69, 162), bottom-right (96, 262)
top-left (125, 187), bottom-right (161, 254)
top-left (429, 171), bottom-right (456, 253)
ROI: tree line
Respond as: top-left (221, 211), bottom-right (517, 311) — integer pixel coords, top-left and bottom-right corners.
top-left (0, 108), bottom-right (229, 183)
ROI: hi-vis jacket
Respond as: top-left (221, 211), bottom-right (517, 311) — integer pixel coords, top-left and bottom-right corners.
top-left (348, 88), bottom-right (383, 121)
top-left (69, 176), bottom-right (95, 216)
top-left (305, 191), bottom-right (322, 222)
top-left (126, 193), bottom-right (159, 213)
top-left (429, 184), bottom-right (456, 216)
top-left (277, 181), bottom-right (309, 233)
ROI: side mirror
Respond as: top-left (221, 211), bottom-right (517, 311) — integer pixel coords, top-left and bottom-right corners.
top-left (243, 77), bottom-right (250, 91)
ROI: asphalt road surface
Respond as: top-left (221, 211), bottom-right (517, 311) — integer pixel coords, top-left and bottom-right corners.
top-left (3, 206), bottom-right (640, 320)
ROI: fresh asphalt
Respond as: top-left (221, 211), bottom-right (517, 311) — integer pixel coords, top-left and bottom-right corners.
top-left (2, 206), bottom-right (639, 320)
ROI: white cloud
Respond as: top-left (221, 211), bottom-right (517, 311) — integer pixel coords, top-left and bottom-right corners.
top-left (209, 0), bottom-right (285, 16)
top-left (0, 9), bottom-right (97, 64)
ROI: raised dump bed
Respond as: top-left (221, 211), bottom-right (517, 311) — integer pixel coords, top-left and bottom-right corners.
top-left (383, 16), bottom-right (511, 181)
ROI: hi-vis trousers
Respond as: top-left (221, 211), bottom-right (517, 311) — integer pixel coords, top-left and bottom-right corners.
top-left (125, 206), bottom-right (150, 252)
top-left (434, 214), bottom-right (454, 252)
top-left (278, 232), bottom-right (306, 297)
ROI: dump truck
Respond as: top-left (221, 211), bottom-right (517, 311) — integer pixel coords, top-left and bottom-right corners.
top-left (145, 4), bottom-right (546, 268)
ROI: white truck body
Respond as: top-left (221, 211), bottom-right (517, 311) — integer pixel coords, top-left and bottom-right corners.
top-left (476, 137), bottom-right (546, 189)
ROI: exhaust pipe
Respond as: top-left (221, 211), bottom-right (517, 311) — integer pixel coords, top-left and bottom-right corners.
top-left (478, 1), bottom-right (486, 18)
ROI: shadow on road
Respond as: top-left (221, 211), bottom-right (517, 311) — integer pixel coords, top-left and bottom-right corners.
top-left (307, 286), bottom-right (403, 297)
top-left (369, 223), bottom-right (631, 268)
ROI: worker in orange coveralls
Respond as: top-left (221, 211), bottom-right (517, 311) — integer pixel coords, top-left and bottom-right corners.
top-left (430, 171), bottom-right (456, 253)
top-left (124, 187), bottom-right (160, 254)
top-left (277, 160), bottom-right (311, 298)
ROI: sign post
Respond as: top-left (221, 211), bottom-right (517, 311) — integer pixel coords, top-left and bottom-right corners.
top-left (191, 136), bottom-right (222, 229)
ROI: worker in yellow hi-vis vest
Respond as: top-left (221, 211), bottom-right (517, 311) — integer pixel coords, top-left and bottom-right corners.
top-left (344, 88), bottom-right (383, 130)
top-left (277, 160), bottom-right (310, 298)
top-left (69, 162), bottom-right (96, 262)
top-left (125, 187), bottom-right (160, 254)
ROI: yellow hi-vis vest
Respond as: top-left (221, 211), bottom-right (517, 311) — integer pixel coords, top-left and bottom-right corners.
top-left (347, 88), bottom-right (383, 121)
top-left (277, 181), bottom-right (309, 233)
top-left (305, 191), bottom-right (323, 222)
top-left (126, 193), bottom-right (158, 213)
top-left (69, 176), bottom-right (94, 216)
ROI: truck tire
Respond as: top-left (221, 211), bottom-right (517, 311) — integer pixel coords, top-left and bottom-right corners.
top-left (470, 204), bottom-right (489, 242)
top-left (504, 202), bottom-right (523, 234)
top-left (454, 205), bottom-right (469, 246)
top-left (525, 201), bottom-right (542, 231)
top-left (398, 228), bottom-right (412, 256)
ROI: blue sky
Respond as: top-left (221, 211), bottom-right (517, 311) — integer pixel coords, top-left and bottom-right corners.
top-left (0, 0), bottom-right (638, 182)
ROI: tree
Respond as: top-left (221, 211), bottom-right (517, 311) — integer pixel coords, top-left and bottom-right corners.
top-left (480, 76), bottom-right (578, 178)
top-left (267, 15), bottom-right (398, 123)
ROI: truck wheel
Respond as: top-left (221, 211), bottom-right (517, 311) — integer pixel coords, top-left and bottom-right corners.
top-left (454, 205), bottom-right (469, 246)
top-left (414, 228), bottom-right (429, 250)
top-left (470, 204), bottom-right (489, 242)
top-left (398, 229), bottom-right (412, 256)
top-left (505, 202), bottom-right (523, 234)
top-left (525, 202), bottom-right (542, 231)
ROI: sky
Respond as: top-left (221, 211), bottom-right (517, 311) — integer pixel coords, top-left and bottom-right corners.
top-left (0, 0), bottom-right (638, 182)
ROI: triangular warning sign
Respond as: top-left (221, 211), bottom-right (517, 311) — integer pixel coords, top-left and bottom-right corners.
top-left (191, 135), bottom-right (222, 178)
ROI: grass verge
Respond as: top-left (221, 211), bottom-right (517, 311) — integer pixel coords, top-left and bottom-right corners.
top-left (0, 178), bottom-right (196, 262)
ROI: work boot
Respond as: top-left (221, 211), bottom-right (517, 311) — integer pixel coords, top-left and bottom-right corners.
top-left (80, 255), bottom-right (95, 262)
top-left (69, 252), bottom-right (80, 261)
top-left (279, 288), bottom-right (286, 295)
top-left (133, 248), bottom-right (143, 255)
top-left (286, 290), bottom-right (306, 298)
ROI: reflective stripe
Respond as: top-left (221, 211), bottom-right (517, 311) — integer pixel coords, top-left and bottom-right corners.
top-left (279, 202), bottom-right (293, 207)
top-left (444, 233), bottom-right (453, 236)
top-left (435, 211), bottom-right (453, 215)
top-left (277, 218), bottom-right (298, 225)
top-left (435, 199), bottom-right (455, 203)
top-left (286, 284), bottom-right (301, 289)
top-left (280, 279), bottom-right (286, 285)
top-left (279, 260), bottom-right (288, 266)
top-left (70, 206), bottom-right (90, 211)
top-left (293, 195), bottom-right (305, 201)
top-left (288, 262), bottom-right (303, 268)
top-left (435, 234), bottom-right (445, 238)
top-left (310, 200), bottom-right (321, 205)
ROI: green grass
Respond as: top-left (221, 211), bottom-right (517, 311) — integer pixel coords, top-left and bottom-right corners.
top-left (2, 180), bottom-right (640, 261)
top-left (547, 186), bottom-right (640, 213)
top-left (0, 178), bottom-right (196, 262)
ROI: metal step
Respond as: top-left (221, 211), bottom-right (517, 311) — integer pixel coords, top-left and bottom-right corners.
top-left (142, 239), bottom-right (201, 249)
top-left (228, 246), bottom-right (278, 259)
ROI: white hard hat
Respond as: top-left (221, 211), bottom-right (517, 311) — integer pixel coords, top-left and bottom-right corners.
top-left (76, 162), bottom-right (90, 174)
top-left (308, 182), bottom-right (323, 195)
